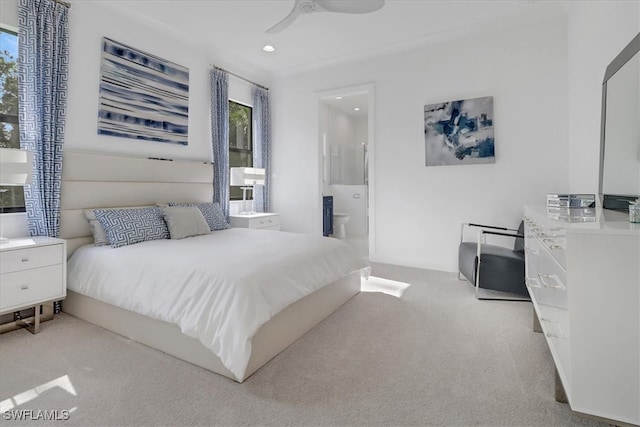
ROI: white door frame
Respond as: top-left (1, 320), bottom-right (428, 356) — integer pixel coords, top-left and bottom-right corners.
top-left (316, 83), bottom-right (375, 258)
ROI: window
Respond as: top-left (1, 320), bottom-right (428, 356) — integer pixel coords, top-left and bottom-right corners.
top-left (228, 100), bottom-right (253, 201)
top-left (0, 27), bottom-right (25, 213)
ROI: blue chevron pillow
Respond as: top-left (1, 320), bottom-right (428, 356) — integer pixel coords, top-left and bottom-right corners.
top-left (94, 207), bottom-right (170, 248)
top-left (168, 202), bottom-right (230, 231)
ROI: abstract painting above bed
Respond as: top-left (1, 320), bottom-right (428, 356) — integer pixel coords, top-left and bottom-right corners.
top-left (97, 37), bottom-right (189, 145)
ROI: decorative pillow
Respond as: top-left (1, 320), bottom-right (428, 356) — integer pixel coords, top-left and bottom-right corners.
top-left (84, 210), bottom-right (110, 246)
top-left (168, 202), bottom-right (230, 231)
top-left (162, 206), bottom-right (211, 239)
top-left (94, 207), bottom-right (170, 248)
top-left (84, 206), bottom-right (151, 246)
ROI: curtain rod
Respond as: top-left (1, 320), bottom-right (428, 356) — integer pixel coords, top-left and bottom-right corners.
top-left (52, 0), bottom-right (71, 8)
top-left (213, 66), bottom-right (268, 91)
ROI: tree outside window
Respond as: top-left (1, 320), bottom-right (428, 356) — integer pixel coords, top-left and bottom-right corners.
top-left (0, 27), bottom-right (25, 213)
top-left (229, 100), bottom-right (253, 201)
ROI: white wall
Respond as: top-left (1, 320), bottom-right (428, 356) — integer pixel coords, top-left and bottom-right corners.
top-left (66, 1), bottom-right (263, 161)
top-left (0, 0), bottom-right (266, 237)
top-left (567, 1), bottom-right (640, 194)
top-left (65, 1), bottom-right (210, 161)
top-left (271, 17), bottom-right (569, 272)
top-left (326, 106), bottom-right (355, 146)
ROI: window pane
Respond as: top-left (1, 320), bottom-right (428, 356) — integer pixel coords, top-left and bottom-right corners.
top-left (0, 121), bottom-right (20, 149)
top-left (229, 149), bottom-right (253, 200)
top-left (0, 29), bottom-right (19, 119)
top-left (229, 101), bottom-right (252, 150)
top-left (1, 28), bottom-right (25, 213)
top-left (0, 186), bottom-right (25, 213)
top-left (229, 100), bottom-right (253, 201)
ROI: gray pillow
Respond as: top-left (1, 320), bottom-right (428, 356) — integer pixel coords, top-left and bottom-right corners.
top-left (162, 206), bottom-right (211, 239)
top-left (167, 202), bottom-right (230, 231)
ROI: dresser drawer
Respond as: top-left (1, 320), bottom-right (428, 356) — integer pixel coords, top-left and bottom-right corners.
top-left (525, 235), bottom-right (568, 310)
top-left (0, 265), bottom-right (65, 313)
top-left (248, 215), bottom-right (279, 229)
top-left (0, 244), bottom-right (63, 274)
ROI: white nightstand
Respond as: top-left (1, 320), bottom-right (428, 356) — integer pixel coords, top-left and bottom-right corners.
top-left (0, 237), bottom-right (67, 334)
top-left (229, 213), bottom-right (280, 231)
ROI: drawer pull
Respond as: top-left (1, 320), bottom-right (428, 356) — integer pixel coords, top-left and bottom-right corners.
top-left (545, 332), bottom-right (566, 339)
top-left (539, 274), bottom-right (565, 289)
top-left (21, 257), bottom-right (29, 262)
top-left (20, 285), bottom-right (29, 290)
top-left (543, 238), bottom-right (564, 250)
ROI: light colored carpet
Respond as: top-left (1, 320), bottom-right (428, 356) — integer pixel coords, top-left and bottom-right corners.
top-left (0, 263), bottom-right (607, 427)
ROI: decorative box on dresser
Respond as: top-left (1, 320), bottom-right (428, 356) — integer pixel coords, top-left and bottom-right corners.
top-left (0, 237), bottom-right (67, 334)
top-left (229, 213), bottom-right (280, 231)
top-left (523, 205), bottom-right (639, 426)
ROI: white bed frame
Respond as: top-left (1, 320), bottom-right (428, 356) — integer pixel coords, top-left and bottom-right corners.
top-left (59, 151), bottom-right (361, 382)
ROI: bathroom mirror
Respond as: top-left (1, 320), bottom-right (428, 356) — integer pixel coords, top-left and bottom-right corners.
top-left (599, 32), bottom-right (640, 211)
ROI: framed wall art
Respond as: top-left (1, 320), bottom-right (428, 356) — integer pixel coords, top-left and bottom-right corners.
top-left (424, 96), bottom-right (494, 166)
top-left (97, 37), bottom-right (189, 145)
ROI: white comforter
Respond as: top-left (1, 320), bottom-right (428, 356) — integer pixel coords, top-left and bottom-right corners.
top-left (67, 228), bottom-right (369, 380)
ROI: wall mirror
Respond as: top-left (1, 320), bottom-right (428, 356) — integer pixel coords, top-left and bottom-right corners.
top-left (599, 32), bottom-right (640, 211)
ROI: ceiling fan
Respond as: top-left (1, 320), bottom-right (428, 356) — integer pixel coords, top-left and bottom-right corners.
top-left (266, 0), bottom-right (385, 34)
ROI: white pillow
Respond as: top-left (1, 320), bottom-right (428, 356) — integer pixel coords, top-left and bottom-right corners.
top-left (162, 206), bottom-right (211, 239)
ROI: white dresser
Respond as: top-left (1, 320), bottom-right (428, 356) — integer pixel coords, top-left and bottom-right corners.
top-left (229, 213), bottom-right (280, 231)
top-left (0, 237), bottom-right (67, 333)
top-left (524, 205), bottom-right (639, 425)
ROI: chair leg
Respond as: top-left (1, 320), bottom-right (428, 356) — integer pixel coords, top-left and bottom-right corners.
top-left (475, 256), bottom-right (482, 299)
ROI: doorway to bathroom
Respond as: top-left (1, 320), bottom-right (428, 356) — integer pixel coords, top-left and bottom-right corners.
top-left (318, 84), bottom-right (374, 259)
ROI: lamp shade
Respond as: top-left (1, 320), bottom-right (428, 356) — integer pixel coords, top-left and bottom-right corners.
top-left (0, 148), bottom-right (33, 186)
top-left (230, 167), bottom-right (265, 186)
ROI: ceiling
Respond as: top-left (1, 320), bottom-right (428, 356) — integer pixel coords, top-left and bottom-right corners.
top-left (322, 93), bottom-right (369, 118)
top-left (102, 0), bottom-right (567, 79)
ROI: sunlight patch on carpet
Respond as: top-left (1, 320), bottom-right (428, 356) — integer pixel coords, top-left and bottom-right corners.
top-left (0, 374), bottom-right (77, 412)
top-left (361, 276), bottom-right (410, 298)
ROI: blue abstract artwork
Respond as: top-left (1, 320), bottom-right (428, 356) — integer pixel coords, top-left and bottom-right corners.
top-left (424, 96), bottom-right (494, 166)
top-left (98, 38), bottom-right (189, 145)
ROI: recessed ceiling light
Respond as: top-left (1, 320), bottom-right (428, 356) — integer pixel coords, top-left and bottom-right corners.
top-left (262, 45), bottom-right (275, 52)
top-left (354, 107), bottom-right (360, 111)
top-left (336, 96), bottom-right (342, 100)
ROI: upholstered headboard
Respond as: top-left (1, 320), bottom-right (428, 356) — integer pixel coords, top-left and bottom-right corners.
top-left (59, 151), bottom-right (213, 257)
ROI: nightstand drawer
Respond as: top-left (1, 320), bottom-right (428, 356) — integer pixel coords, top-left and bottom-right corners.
top-left (249, 216), bottom-right (279, 229)
top-left (0, 244), bottom-right (63, 274)
top-left (0, 265), bottom-right (65, 312)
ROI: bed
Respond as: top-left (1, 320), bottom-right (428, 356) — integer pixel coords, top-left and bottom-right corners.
top-left (59, 151), bottom-right (367, 382)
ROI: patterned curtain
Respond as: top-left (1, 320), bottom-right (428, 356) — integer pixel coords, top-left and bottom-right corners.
top-left (18, 0), bottom-right (69, 237)
top-left (210, 68), bottom-right (230, 218)
top-left (253, 87), bottom-right (271, 213)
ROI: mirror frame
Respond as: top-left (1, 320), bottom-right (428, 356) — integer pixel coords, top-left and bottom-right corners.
top-left (599, 32), bottom-right (640, 211)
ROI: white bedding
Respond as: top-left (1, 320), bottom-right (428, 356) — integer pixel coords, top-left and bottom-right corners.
top-left (67, 228), bottom-right (369, 381)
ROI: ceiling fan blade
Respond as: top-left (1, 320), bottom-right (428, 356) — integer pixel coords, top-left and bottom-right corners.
top-left (315, 0), bottom-right (385, 14)
top-left (266, 1), bottom-right (304, 34)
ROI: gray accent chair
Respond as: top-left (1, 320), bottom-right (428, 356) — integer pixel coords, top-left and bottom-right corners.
top-left (458, 221), bottom-right (529, 300)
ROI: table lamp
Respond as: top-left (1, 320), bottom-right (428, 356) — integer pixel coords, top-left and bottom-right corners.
top-left (229, 167), bottom-right (265, 214)
top-left (0, 148), bottom-right (34, 241)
